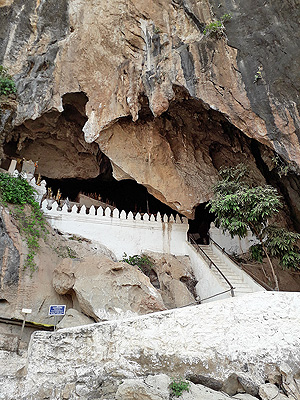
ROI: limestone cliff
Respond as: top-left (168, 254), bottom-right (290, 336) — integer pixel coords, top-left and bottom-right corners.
top-left (0, 0), bottom-right (299, 219)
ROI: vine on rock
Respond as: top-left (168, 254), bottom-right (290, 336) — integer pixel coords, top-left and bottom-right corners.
top-left (0, 65), bottom-right (17, 96)
top-left (0, 173), bottom-right (48, 273)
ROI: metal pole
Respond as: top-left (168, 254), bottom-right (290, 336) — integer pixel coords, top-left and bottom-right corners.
top-left (17, 315), bottom-right (26, 354)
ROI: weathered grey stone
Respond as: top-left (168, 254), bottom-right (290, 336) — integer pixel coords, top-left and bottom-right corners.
top-left (61, 383), bottom-right (75, 399)
top-left (14, 292), bottom-right (300, 400)
top-left (57, 309), bottom-right (94, 329)
top-left (221, 373), bottom-right (244, 396)
top-left (180, 382), bottom-right (230, 399)
top-left (233, 394), bottom-right (258, 400)
top-left (265, 364), bottom-right (282, 385)
top-left (238, 376), bottom-right (259, 397)
top-left (280, 363), bottom-right (300, 399)
top-left (54, 255), bottom-right (166, 322)
top-left (144, 374), bottom-right (171, 395)
top-left (115, 377), bottom-right (170, 400)
top-left (187, 374), bottom-right (223, 391)
top-left (259, 383), bottom-right (288, 400)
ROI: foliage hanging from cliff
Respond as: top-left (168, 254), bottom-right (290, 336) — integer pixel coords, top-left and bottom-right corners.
top-left (0, 172), bottom-right (47, 272)
top-left (203, 13), bottom-right (232, 36)
top-left (207, 164), bottom-right (300, 290)
top-left (0, 66), bottom-right (17, 96)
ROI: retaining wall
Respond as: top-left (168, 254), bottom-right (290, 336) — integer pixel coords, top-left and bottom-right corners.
top-left (42, 200), bottom-right (188, 259)
top-left (209, 224), bottom-right (259, 255)
top-left (19, 292), bottom-right (300, 400)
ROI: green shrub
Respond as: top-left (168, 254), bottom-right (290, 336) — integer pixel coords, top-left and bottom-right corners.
top-left (0, 65), bottom-right (17, 96)
top-left (170, 379), bottom-right (190, 397)
top-left (203, 13), bottom-right (232, 36)
top-left (122, 253), bottom-right (154, 275)
top-left (0, 172), bottom-right (48, 272)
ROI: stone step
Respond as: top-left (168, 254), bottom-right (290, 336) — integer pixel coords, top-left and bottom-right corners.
top-left (196, 244), bottom-right (256, 296)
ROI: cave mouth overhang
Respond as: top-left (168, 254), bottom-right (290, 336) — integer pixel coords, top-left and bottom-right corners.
top-left (2, 89), bottom-right (300, 229)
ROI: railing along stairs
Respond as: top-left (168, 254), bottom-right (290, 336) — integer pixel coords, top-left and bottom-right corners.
top-left (188, 233), bottom-right (235, 298)
top-left (208, 234), bottom-right (273, 291)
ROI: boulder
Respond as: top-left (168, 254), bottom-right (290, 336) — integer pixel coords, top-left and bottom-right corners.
top-left (180, 384), bottom-right (223, 399)
top-left (279, 363), bottom-right (300, 399)
top-left (259, 383), bottom-right (288, 400)
top-left (116, 375), bottom-right (170, 400)
top-left (221, 373), bottom-right (245, 396)
top-left (56, 308), bottom-right (94, 329)
top-left (52, 259), bottom-right (75, 295)
top-left (187, 374), bottom-right (223, 391)
top-left (233, 395), bottom-right (258, 400)
top-left (145, 253), bottom-right (196, 309)
top-left (116, 375), bottom-right (260, 400)
top-left (53, 255), bottom-right (166, 321)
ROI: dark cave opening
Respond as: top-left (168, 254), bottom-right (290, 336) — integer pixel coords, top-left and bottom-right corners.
top-left (2, 87), bottom-right (300, 233)
top-left (188, 203), bottom-right (215, 244)
top-left (44, 174), bottom-right (178, 217)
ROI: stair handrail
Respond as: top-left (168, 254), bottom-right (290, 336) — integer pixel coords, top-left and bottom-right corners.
top-left (188, 234), bottom-right (235, 297)
top-left (208, 234), bottom-right (244, 269)
top-left (208, 234), bottom-right (273, 291)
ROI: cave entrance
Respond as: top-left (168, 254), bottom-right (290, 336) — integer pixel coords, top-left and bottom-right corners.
top-left (0, 90), bottom-right (178, 218)
top-left (44, 174), bottom-right (177, 217)
top-left (188, 203), bottom-right (215, 245)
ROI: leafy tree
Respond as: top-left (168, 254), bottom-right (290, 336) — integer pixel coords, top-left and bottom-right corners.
top-left (207, 164), bottom-right (300, 290)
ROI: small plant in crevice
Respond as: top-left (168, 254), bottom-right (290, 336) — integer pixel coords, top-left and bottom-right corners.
top-left (203, 13), bottom-right (232, 36)
top-left (253, 66), bottom-right (263, 83)
top-left (51, 243), bottom-right (78, 259)
top-left (0, 173), bottom-right (48, 273)
top-left (169, 378), bottom-right (190, 398)
top-left (0, 65), bottom-right (17, 96)
top-left (122, 253), bottom-right (154, 276)
top-left (272, 154), bottom-right (295, 177)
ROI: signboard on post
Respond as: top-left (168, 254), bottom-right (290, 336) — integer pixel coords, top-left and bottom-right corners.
top-left (49, 305), bottom-right (66, 331)
top-left (49, 305), bottom-right (66, 316)
top-left (22, 308), bottom-right (32, 314)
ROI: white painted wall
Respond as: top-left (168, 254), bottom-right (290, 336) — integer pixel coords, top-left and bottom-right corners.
top-left (186, 242), bottom-right (232, 302)
top-left (209, 224), bottom-right (259, 255)
top-left (16, 292), bottom-right (300, 400)
top-left (42, 200), bottom-right (188, 259)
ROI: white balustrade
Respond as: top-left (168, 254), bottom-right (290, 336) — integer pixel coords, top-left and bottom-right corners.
top-left (41, 201), bottom-right (188, 258)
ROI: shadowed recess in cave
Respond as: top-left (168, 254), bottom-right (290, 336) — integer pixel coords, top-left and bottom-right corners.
top-left (188, 202), bottom-right (215, 244)
top-left (1, 88), bottom-right (300, 232)
top-left (44, 175), bottom-right (178, 216)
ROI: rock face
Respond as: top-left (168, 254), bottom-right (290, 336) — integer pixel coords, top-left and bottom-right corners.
top-left (145, 252), bottom-right (197, 308)
top-left (0, 0), bottom-right (299, 218)
top-left (53, 255), bottom-right (167, 321)
top-left (1, 292), bottom-right (298, 399)
top-left (56, 308), bottom-right (94, 329)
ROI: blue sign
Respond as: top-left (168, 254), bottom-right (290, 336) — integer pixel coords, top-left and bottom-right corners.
top-left (49, 305), bottom-right (66, 316)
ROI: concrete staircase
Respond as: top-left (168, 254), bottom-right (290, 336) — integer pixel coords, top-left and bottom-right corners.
top-left (198, 245), bottom-right (256, 297)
